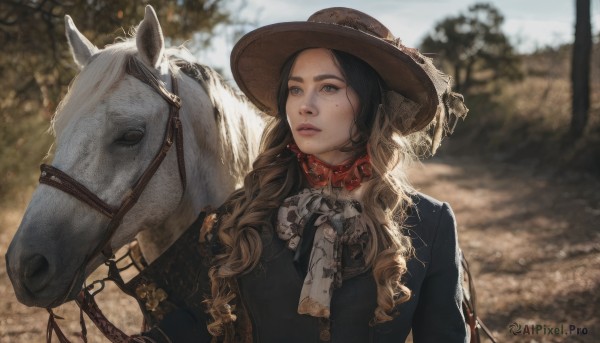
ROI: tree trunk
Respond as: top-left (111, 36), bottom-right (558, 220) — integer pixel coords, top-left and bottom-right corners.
top-left (571, 0), bottom-right (592, 138)
top-left (463, 58), bottom-right (476, 93)
top-left (454, 63), bottom-right (462, 92)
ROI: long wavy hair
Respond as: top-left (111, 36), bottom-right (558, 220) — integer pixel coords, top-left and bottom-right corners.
top-left (205, 48), bottom-right (424, 340)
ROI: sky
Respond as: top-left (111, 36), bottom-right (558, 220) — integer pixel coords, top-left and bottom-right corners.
top-left (194, 0), bottom-right (600, 79)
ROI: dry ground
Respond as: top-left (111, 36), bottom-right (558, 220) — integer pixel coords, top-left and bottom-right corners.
top-left (409, 156), bottom-right (600, 343)
top-left (1, 155), bottom-right (598, 342)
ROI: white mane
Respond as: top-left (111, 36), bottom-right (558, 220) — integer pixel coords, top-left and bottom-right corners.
top-left (188, 64), bottom-right (266, 182)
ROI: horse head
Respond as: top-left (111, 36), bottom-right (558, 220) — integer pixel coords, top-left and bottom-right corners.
top-left (6, 5), bottom-right (264, 308)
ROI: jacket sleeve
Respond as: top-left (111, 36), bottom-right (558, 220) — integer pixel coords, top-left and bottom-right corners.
top-left (411, 203), bottom-right (469, 343)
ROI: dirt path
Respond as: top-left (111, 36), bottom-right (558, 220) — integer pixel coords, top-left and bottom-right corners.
top-left (1, 156), bottom-right (599, 342)
top-left (410, 156), bottom-right (600, 343)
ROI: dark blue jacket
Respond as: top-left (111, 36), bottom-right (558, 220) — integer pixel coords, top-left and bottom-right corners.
top-left (146, 193), bottom-right (468, 342)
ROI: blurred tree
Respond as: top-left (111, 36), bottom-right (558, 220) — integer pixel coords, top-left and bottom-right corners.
top-left (0, 0), bottom-right (243, 204)
top-left (420, 3), bottom-right (522, 93)
top-left (571, 0), bottom-right (591, 138)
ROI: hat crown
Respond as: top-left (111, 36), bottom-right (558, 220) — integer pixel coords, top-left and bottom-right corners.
top-left (308, 7), bottom-right (395, 42)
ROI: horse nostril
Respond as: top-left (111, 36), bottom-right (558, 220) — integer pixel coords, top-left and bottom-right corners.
top-left (23, 254), bottom-right (52, 293)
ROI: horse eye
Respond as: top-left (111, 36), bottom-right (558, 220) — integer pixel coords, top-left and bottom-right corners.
top-left (117, 129), bottom-right (144, 146)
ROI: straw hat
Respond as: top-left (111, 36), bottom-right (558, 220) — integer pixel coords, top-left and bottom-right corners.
top-left (231, 7), bottom-right (467, 138)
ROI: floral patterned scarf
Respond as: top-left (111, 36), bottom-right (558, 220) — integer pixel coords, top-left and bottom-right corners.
top-left (276, 188), bottom-right (373, 318)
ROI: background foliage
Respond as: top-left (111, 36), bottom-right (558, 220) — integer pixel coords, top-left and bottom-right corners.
top-left (0, 0), bottom-right (243, 205)
top-left (421, 3), bottom-right (522, 93)
top-left (420, 2), bottom-right (599, 176)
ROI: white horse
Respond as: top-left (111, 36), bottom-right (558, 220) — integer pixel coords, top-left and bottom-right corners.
top-left (6, 5), bottom-right (265, 309)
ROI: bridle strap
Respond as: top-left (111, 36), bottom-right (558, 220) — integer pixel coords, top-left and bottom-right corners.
top-left (39, 54), bottom-right (186, 262)
top-left (125, 55), bottom-right (182, 110)
top-left (40, 164), bottom-right (118, 219)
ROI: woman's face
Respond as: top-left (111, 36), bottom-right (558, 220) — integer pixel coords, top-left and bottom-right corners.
top-left (286, 48), bottom-right (360, 165)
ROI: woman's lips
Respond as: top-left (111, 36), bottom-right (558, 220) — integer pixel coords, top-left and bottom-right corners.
top-left (297, 123), bottom-right (321, 136)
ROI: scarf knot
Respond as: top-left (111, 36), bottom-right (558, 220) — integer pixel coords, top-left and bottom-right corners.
top-left (276, 188), bottom-right (373, 318)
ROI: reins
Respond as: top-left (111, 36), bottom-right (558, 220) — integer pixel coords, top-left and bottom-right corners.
top-left (461, 252), bottom-right (498, 343)
top-left (46, 257), bottom-right (136, 343)
top-left (41, 55), bottom-right (185, 343)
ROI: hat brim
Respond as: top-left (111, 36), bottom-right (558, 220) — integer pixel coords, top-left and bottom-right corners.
top-left (231, 21), bottom-right (439, 133)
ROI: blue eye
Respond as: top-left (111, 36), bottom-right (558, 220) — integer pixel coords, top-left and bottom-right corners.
top-left (322, 85), bottom-right (339, 93)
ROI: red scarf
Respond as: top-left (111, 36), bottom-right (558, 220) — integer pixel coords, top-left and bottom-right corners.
top-left (288, 143), bottom-right (372, 191)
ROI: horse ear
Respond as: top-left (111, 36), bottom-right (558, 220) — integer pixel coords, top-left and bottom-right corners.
top-left (65, 15), bottom-right (98, 69)
top-left (136, 5), bottom-right (165, 68)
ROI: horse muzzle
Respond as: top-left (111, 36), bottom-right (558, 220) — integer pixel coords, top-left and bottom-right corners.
top-left (6, 225), bottom-right (88, 308)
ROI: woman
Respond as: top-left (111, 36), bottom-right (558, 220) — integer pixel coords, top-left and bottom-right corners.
top-left (142, 7), bottom-right (469, 343)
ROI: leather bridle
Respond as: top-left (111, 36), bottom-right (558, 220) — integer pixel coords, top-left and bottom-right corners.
top-left (39, 55), bottom-right (186, 268)
top-left (39, 56), bottom-right (191, 343)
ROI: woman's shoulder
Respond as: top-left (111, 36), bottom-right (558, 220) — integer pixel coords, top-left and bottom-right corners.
top-left (410, 192), bottom-right (446, 211)
top-left (404, 192), bottom-right (457, 246)
top-left (407, 192), bottom-right (455, 221)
